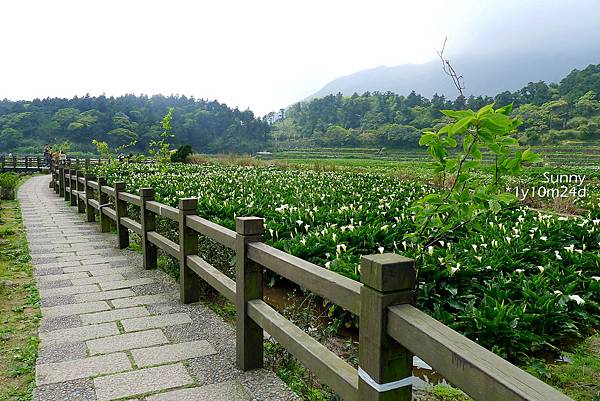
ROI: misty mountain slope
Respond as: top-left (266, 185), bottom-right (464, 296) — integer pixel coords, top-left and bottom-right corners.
top-left (308, 51), bottom-right (600, 100)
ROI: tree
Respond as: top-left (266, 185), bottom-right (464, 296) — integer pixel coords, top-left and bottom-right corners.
top-left (149, 107), bottom-right (175, 164)
top-left (0, 128), bottom-right (23, 149)
top-left (575, 91), bottom-right (600, 117)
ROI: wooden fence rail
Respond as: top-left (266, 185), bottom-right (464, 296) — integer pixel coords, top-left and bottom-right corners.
top-left (1, 155), bottom-right (45, 172)
top-left (49, 161), bottom-right (574, 401)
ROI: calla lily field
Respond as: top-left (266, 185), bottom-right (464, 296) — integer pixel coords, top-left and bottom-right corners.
top-left (92, 160), bottom-right (600, 362)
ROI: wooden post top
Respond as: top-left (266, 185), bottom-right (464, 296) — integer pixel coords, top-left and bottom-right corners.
top-left (114, 181), bottom-right (125, 191)
top-left (236, 217), bottom-right (264, 235)
top-left (179, 197), bottom-right (197, 211)
top-left (139, 187), bottom-right (155, 198)
top-left (360, 253), bottom-right (415, 293)
top-left (84, 173), bottom-right (95, 179)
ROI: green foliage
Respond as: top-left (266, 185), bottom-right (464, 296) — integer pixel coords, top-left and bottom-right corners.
top-left (0, 95), bottom-right (270, 154)
top-left (277, 64), bottom-right (600, 148)
top-left (0, 195), bottom-right (40, 401)
top-left (0, 173), bottom-right (19, 189)
top-left (50, 140), bottom-right (71, 155)
top-left (526, 336), bottom-right (600, 401)
top-left (411, 103), bottom-right (540, 251)
top-left (92, 139), bottom-right (114, 161)
top-left (148, 107), bottom-right (175, 164)
top-left (171, 144), bottom-right (193, 163)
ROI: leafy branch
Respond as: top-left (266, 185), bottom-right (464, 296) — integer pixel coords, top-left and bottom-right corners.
top-left (149, 107), bottom-right (175, 164)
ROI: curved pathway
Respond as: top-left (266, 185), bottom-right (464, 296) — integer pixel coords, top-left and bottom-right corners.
top-left (19, 175), bottom-right (297, 401)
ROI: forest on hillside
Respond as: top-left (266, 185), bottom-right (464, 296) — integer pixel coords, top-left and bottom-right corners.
top-left (274, 64), bottom-right (600, 148)
top-left (0, 95), bottom-right (270, 155)
top-left (1, 64), bottom-right (600, 155)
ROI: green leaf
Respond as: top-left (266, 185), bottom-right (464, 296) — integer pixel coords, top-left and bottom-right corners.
top-left (497, 192), bottom-right (517, 203)
top-left (463, 133), bottom-right (473, 153)
top-left (522, 148), bottom-right (541, 163)
top-left (476, 103), bottom-right (495, 118)
top-left (489, 199), bottom-right (501, 214)
top-left (440, 109), bottom-right (475, 120)
top-left (496, 103), bottom-right (513, 115)
top-left (451, 116), bottom-right (476, 135)
top-left (419, 132), bottom-right (437, 146)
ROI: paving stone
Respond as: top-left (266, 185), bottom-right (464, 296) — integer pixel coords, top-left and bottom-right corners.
top-left (39, 315), bottom-right (82, 333)
top-left (36, 279), bottom-right (72, 289)
top-left (99, 277), bottom-right (156, 291)
top-left (131, 340), bottom-right (217, 367)
top-left (39, 284), bottom-right (100, 297)
top-left (63, 264), bottom-right (110, 273)
top-left (122, 313), bottom-right (192, 332)
top-left (35, 266), bottom-right (64, 276)
top-left (37, 342), bottom-right (88, 364)
top-left (39, 322), bottom-right (119, 345)
top-left (34, 260), bottom-right (81, 269)
top-left (56, 255), bottom-right (102, 263)
top-left (41, 301), bottom-right (110, 318)
top-left (75, 249), bottom-right (110, 256)
top-left (81, 306), bottom-right (149, 324)
top-left (145, 380), bottom-right (252, 401)
top-left (36, 352), bottom-right (132, 385)
top-left (74, 289), bottom-right (136, 302)
top-left (111, 293), bottom-right (172, 309)
top-left (37, 272), bottom-right (89, 282)
top-left (87, 329), bottom-right (169, 355)
top-left (89, 266), bottom-right (137, 276)
top-left (32, 378), bottom-right (96, 401)
top-left (40, 294), bottom-right (77, 307)
top-left (93, 363), bottom-right (194, 401)
top-left (70, 273), bottom-right (124, 286)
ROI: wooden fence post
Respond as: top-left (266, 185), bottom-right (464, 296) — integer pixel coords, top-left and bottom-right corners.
top-left (58, 165), bottom-right (64, 196)
top-left (85, 158), bottom-right (90, 170)
top-left (235, 216), bottom-right (264, 371)
top-left (179, 198), bottom-right (199, 303)
top-left (77, 170), bottom-right (85, 213)
top-left (63, 167), bottom-right (70, 200)
top-left (98, 177), bottom-right (110, 233)
top-left (114, 182), bottom-right (129, 249)
top-left (69, 169), bottom-right (77, 206)
top-left (84, 173), bottom-right (95, 222)
top-left (358, 253), bottom-right (415, 401)
top-left (139, 188), bottom-right (157, 269)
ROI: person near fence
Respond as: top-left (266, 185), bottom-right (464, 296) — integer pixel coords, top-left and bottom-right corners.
top-left (44, 144), bottom-right (52, 166)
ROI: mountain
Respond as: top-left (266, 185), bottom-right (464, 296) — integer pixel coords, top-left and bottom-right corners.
top-left (308, 51), bottom-right (600, 101)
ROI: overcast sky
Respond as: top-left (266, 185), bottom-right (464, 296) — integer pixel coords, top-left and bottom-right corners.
top-left (1, 0), bottom-right (599, 116)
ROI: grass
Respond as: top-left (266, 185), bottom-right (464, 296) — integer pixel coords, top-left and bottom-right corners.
top-left (0, 183), bottom-right (40, 401)
top-left (527, 335), bottom-right (600, 401)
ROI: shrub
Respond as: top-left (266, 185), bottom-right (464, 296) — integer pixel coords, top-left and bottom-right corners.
top-left (0, 172), bottom-right (18, 200)
top-left (171, 145), bottom-right (193, 163)
top-left (0, 173), bottom-right (18, 189)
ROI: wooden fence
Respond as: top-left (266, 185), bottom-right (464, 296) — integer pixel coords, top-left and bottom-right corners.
top-left (1, 155), bottom-right (47, 172)
top-left (1, 155), bottom-right (109, 173)
top-left (49, 161), bottom-right (574, 401)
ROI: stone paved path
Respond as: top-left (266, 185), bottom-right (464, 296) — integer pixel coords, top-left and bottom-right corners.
top-left (20, 175), bottom-right (297, 401)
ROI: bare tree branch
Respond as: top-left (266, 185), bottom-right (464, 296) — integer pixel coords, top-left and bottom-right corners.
top-left (437, 37), bottom-right (465, 97)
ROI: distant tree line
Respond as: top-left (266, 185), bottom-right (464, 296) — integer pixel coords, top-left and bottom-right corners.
top-left (0, 94), bottom-right (270, 155)
top-left (2, 65), bottom-right (600, 155)
top-left (273, 64), bottom-right (600, 148)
